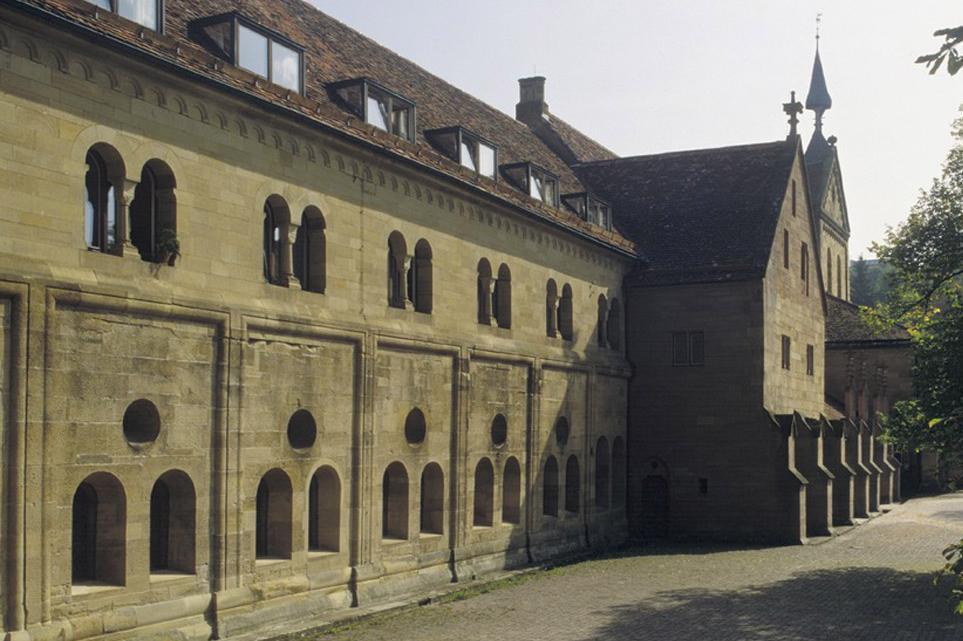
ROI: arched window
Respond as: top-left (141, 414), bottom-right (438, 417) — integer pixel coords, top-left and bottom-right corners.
top-left (477, 258), bottom-right (493, 324)
top-left (150, 470), bottom-right (196, 574)
top-left (473, 458), bottom-right (494, 527)
top-left (546, 279), bottom-right (558, 338)
top-left (263, 196), bottom-right (290, 286)
top-left (382, 462), bottom-right (409, 540)
top-left (130, 159), bottom-right (177, 264)
top-left (565, 455), bottom-right (580, 514)
top-left (502, 457), bottom-right (521, 524)
top-left (294, 207), bottom-right (326, 293)
top-left (308, 466), bottom-right (340, 553)
top-left (410, 239), bottom-right (433, 313)
top-left (83, 144), bottom-right (124, 254)
top-left (597, 294), bottom-right (608, 347)
top-left (387, 231), bottom-right (407, 308)
top-left (543, 456), bottom-right (559, 517)
top-left (558, 284), bottom-right (574, 341)
top-left (607, 298), bottom-right (623, 350)
top-left (595, 437), bottom-right (610, 510)
top-left (611, 437), bottom-right (626, 508)
top-left (71, 472), bottom-right (126, 585)
top-left (255, 469), bottom-right (292, 559)
top-left (420, 463), bottom-right (444, 534)
top-left (494, 264), bottom-right (512, 329)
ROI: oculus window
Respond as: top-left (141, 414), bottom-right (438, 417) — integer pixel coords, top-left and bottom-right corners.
top-left (500, 162), bottom-right (559, 207)
top-left (425, 127), bottom-right (497, 179)
top-left (330, 79), bottom-right (416, 142)
top-left (190, 13), bottom-right (303, 93)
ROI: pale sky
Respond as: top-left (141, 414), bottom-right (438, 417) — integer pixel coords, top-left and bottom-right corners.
top-left (311, 1), bottom-right (962, 258)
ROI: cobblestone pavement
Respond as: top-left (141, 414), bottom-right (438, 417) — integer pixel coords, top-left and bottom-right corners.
top-left (306, 494), bottom-right (963, 641)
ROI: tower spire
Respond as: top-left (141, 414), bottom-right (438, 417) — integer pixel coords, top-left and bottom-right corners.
top-left (805, 16), bottom-right (832, 133)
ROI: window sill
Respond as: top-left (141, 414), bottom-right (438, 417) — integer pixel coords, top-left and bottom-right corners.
top-left (307, 550), bottom-right (339, 559)
top-left (418, 532), bottom-right (443, 540)
top-left (255, 557), bottom-right (289, 567)
top-left (381, 537), bottom-right (408, 546)
top-left (71, 582), bottom-right (124, 597)
top-left (150, 571), bottom-right (194, 583)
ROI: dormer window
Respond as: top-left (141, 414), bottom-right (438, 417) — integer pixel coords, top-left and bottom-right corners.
top-left (500, 163), bottom-right (559, 207)
top-left (329, 79), bottom-right (416, 142)
top-left (189, 13), bottom-right (304, 93)
top-left (562, 192), bottom-right (612, 229)
top-left (86, 0), bottom-right (161, 31)
top-left (425, 127), bottom-right (497, 179)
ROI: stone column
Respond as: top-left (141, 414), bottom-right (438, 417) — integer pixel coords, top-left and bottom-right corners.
top-left (285, 222), bottom-right (301, 290)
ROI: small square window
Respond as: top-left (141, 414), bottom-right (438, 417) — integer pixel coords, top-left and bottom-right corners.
top-left (332, 79), bottom-right (415, 142)
top-left (672, 332), bottom-right (688, 366)
top-left (781, 335), bottom-right (791, 370)
top-left (689, 332), bottom-right (705, 366)
top-left (237, 24), bottom-right (269, 78)
top-left (271, 41), bottom-right (301, 92)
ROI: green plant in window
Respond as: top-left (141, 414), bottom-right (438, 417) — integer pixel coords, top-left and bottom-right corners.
top-left (155, 228), bottom-right (180, 266)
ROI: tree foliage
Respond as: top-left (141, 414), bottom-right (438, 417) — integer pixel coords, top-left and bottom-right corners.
top-left (871, 114), bottom-right (963, 463)
top-left (918, 26), bottom-right (963, 75)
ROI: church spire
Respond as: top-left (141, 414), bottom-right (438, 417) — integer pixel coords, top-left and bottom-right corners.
top-left (805, 17), bottom-right (832, 133)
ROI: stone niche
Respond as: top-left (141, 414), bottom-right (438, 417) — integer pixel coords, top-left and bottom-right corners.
top-left (373, 346), bottom-right (454, 565)
top-left (240, 329), bottom-right (356, 581)
top-left (464, 359), bottom-right (529, 563)
top-left (533, 368), bottom-right (588, 553)
top-left (47, 302), bottom-right (218, 609)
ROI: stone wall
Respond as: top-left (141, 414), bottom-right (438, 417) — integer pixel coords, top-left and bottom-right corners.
top-left (762, 154), bottom-right (826, 417)
top-left (0, 13), bottom-right (629, 641)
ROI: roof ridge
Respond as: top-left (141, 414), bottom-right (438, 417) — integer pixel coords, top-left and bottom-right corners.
top-left (574, 139), bottom-right (792, 166)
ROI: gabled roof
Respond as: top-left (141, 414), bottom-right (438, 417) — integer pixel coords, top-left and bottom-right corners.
top-left (825, 296), bottom-right (911, 345)
top-left (10, 0), bottom-right (635, 253)
top-left (574, 140), bottom-right (799, 285)
top-left (524, 113), bottom-right (618, 166)
top-left (805, 131), bottom-right (850, 236)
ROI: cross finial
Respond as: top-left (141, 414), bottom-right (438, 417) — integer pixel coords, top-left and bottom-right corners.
top-left (783, 90), bottom-right (803, 140)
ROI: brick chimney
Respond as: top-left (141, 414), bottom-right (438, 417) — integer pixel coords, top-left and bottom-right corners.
top-left (516, 76), bottom-right (548, 124)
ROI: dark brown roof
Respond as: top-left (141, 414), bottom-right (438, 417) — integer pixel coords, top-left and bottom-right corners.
top-left (12, 0), bottom-right (635, 253)
top-left (825, 296), bottom-right (911, 345)
top-left (524, 113), bottom-right (618, 166)
top-left (575, 140), bottom-right (798, 285)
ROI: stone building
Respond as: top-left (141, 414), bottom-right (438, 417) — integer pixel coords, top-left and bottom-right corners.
top-left (0, 0), bottom-right (905, 639)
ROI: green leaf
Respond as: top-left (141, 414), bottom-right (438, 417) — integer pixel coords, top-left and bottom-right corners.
top-left (930, 417), bottom-right (945, 428)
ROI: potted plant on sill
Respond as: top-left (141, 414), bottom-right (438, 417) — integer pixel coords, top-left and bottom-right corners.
top-left (155, 228), bottom-right (181, 267)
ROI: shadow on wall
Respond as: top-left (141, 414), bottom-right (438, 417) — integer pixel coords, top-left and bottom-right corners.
top-left (573, 566), bottom-right (963, 641)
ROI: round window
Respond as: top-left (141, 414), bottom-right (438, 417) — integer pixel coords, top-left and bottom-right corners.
top-left (123, 399), bottom-right (161, 445)
top-left (287, 409), bottom-right (318, 450)
top-left (491, 414), bottom-right (508, 447)
top-left (405, 408), bottom-right (426, 445)
top-left (555, 417), bottom-right (570, 448)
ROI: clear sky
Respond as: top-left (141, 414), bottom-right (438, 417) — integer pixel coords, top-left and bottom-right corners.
top-left (310, 1), bottom-right (961, 258)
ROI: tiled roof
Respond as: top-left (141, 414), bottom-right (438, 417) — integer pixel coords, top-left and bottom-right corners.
top-left (575, 140), bottom-right (798, 285)
top-left (825, 296), bottom-right (911, 345)
top-left (524, 113), bottom-right (618, 166)
top-left (11, 0), bottom-right (635, 253)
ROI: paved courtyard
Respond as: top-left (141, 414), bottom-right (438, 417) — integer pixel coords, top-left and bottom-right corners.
top-left (291, 493), bottom-right (963, 641)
